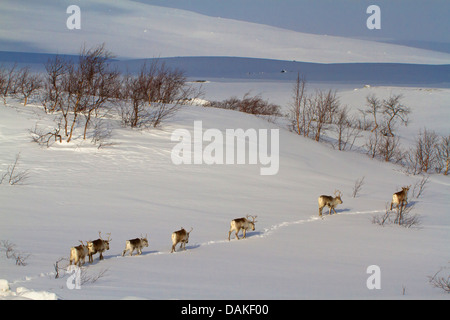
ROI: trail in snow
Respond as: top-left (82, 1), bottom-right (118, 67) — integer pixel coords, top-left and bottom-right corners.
top-left (196, 209), bottom-right (386, 248)
top-left (6, 209), bottom-right (385, 294)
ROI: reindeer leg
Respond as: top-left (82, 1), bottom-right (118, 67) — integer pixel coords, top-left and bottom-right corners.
top-left (243, 229), bottom-right (247, 239)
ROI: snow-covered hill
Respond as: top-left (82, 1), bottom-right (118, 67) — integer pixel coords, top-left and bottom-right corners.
top-left (1, 0), bottom-right (449, 301)
top-left (0, 83), bottom-right (449, 299)
top-left (1, 0), bottom-right (450, 64)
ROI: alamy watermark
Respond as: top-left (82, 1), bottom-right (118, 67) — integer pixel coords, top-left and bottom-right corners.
top-left (171, 121), bottom-right (279, 176)
top-left (65, 5), bottom-right (380, 31)
top-left (66, 265), bottom-right (81, 290)
top-left (366, 265), bottom-right (381, 290)
top-left (66, 5), bottom-right (81, 30)
top-left (367, 5), bottom-right (381, 30)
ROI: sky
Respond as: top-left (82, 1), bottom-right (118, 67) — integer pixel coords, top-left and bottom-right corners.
top-left (132, 0), bottom-right (450, 53)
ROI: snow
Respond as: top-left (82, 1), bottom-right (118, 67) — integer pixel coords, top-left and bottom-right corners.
top-left (0, 279), bottom-right (9, 292)
top-left (1, 0), bottom-right (450, 64)
top-left (0, 279), bottom-right (58, 300)
top-left (0, 82), bottom-right (449, 299)
top-left (0, 0), bottom-right (449, 301)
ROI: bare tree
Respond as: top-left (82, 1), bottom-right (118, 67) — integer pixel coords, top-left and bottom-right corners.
top-left (395, 202), bottom-right (421, 228)
top-left (355, 108), bottom-right (374, 131)
top-left (372, 203), bottom-right (394, 227)
top-left (412, 128), bottom-right (439, 174)
top-left (437, 135), bottom-right (450, 175)
top-left (0, 153), bottom-right (29, 186)
top-left (75, 44), bottom-right (118, 141)
top-left (119, 60), bottom-right (197, 129)
top-left (62, 61), bottom-right (86, 143)
top-left (429, 266), bottom-right (450, 293)
top-left (311, 89), bottom-right (339, 142)
top-left (365, 130), bottom-right (381, 159)
top-left (0, 63), bottom-right (18, 104)
top-left (41, 55), bottom-right (67, 113)
top-left (352, 176), bottom-right (365, 198)
top-left (333, 106), bottom-right (361, 151)
top-left (290, 73), bottom-right (307, 135)
top-left (381, 94), bottom-right (410, 137)
top-left (412, 175), bottom-right (429, 199)
top-left (16, 67), bottom-right (42, 106)
top-left (80, 52), bottom-right (120, 139)
top-left (30, 123), bottom-right (62, 147)
top-left (0, 66), bottom-right (7, 102)
top-left (372, 202), bottom-right (420, 228)
top-left (0, 240), bottom-right (31, 266)
top-left (366, 129), bottom-right (406, 164)
top-left (0, 240), bottom-right (16, 259)
top-left (43, 44), bottom-right (119, 143)
top-left (365, 94), bottom-right (382, 132)
top-left (378, 135), bottom-right (404, 163)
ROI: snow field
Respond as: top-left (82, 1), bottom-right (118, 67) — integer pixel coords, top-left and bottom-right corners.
top-left (2, 0), bottom-right (450, 64)
top-left (0, 84), bottom-right (449, 299)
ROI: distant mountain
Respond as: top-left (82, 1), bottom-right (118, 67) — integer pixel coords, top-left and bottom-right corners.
top-left (1, 0), bottom-right (450, 64)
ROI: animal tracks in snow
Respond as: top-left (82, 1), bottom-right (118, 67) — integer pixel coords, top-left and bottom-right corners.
top-left (193, 209), bottom-right (386, 248)
top-left (7, 209), bottom-right (385, 294)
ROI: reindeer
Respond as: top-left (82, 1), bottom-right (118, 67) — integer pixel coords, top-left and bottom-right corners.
top-left (228, 215), bottom-right (257, 241)
top-left (122, 235), bottom-right (149, 257)
top-left (171, 228), bottom-right (193, 253)
top-left (69, 241), bottom-right (89, 267)
top-left (318, 190), bottom-right (343, 217)
top-left (87, 232), bottom-right (111, 263)
top-left (390, 186), bottom-right (410, 211)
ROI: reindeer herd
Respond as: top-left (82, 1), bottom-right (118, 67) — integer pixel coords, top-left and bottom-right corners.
top-left (68, 187), bottom-right (410, 267)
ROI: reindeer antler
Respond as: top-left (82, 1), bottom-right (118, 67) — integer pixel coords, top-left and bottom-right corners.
top-left (98, 231), bottom-right (111, 242)
top-left (334, 190), bottom-right (342, 197)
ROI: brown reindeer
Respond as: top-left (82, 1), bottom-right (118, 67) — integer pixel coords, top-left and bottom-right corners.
top-left (122, 235), bottom-right (149, 257)
top-left (87, 232), bottom-right (111, 263)
top-left (390, 186), bottom-right (410, 210)
top-left (69, 241), bottom-right (89, 267)
top-left (318, 190), bottom-right (343, 217)
top-left (228, 215), bottom-right (257, 241)
top-left (171, 228), bottom-right (193, 253)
